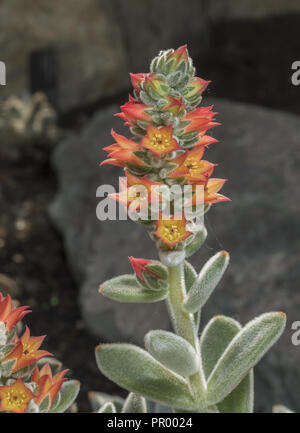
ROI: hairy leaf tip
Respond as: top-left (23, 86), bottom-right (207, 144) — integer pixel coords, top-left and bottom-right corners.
top-left (278, 312), bottom-right (286, 318)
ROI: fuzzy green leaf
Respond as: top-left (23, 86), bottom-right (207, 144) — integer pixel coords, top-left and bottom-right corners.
top-left (100, 275), bottom-right (168, 303)
top-left (272, 404), bottom-right (294, 413)
top-left (184, 227), bottom-right (207, 258)
top-left (99, 402), bottom-right (116, 413)
top-left (206, 312), bottom-right (286, 405)
top-left (88, 391), bottom-right (124, 413)
top-left (121, 392), bottom-right (147, 413)
top-left (49, 380), bottom-right (80, 413)
top-left (0, 359), bottom-right (15, 377)
top-left (200, 315), bottom-right (253, 413)
top-left (37, 357), bottom-right (63, 375)
top-left (38, 395), bottom-right (51, 413)
top-left (95, 343), bottom-right (196, 410)
top-left (200, 316), bottom-right (242, 379)
top-left (184, 261), bottom-right (197, 292)
top-left (144, 330), bottom-right (199, 377)
top-left (183, 251), bottom-right (229, 313)
top-left (218, 371), bottom-right (254, 413)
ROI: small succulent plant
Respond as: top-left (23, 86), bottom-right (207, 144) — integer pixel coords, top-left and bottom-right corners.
top-left (0, 92), bottom-right (58, 147)
top-left (0, 292), bottom-right (79, 413)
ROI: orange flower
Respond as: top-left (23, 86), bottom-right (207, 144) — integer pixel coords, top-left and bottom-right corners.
top-left (141, 125), bottom-right (180, 157)
top-left (0, 378), bottom-right (34, 413)
top-left (116, 96), bottom-right (152, 127)
top-left (109, 172), bottom-right (162, 211)
top-left (204, 178), bottom-right (230, 204)
top-left (193, 135), bottom-right (218, 149)
top-left (168, 147), bottom-right (215, 183)
top-left (154, 214), bottom-right (192, 248)
top-left (3, 326), bottom-right (52, 372)
top-left (182, 105), bottom-right (219, 137)
top-left (32, 363), bottom-right (68, 407)
top-left (101, 129), bottom-right (146, 168)
top-left (0, 293), bottom-right (30, 331)
top-left (187, 178), bottom-right (230, 206)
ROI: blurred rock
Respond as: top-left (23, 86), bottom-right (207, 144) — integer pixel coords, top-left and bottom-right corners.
top-left (2, 1), bottom-right (300, 113)
top-left (0, 1), bottom-right (128, 112)
top-left (115, 0), bottom-right (209, 72)
top-left (49, 106), bottom-right (169, 344)
top-left (0, 92), bottom-right (58, 146)
top-left (209, 0), bottom-right (300, 21)
top-left (0, 274), bottom-right (21, 298)
top-left (0, 0), bottom-right (209, 112)
top-left (50, 99), bottom-right (300, 412)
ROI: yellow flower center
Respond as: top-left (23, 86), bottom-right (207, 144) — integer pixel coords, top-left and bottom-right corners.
top-left (161, 221), bottom-right (186, 243)
top-left (185, 157), bottom-right (203, 176)
top-left (5, 390), bottom-right (28, 409)
top-left (128, 186), bottom-right (148, 202)
top-left (150, 133), bottom-right (172, 152)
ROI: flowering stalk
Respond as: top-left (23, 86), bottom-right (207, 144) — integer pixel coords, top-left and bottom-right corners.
top-left (0, 292), bottom-right (79, 413)
top-left (96, 46), bottom-right (286, 413)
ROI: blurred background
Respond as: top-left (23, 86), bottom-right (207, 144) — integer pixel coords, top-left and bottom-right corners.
top-left (1, 0), bottom-right (300, 412)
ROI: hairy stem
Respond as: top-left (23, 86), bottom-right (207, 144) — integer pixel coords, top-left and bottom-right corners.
top-left (166, 263), bottom-right (207, 409)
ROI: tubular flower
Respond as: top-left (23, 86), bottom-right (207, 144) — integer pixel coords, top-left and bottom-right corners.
top-left (32, 363), bottom-right (68, 407)
top-left (187, 178), bottom-right (230, 206)
top-left (0, 378), bottom-right (34, 413)
top-left (141, 125), bottom-right (180, 157)
top-left (154, 214), bottom-right (192, 248)
top-left (101, 129), bottom-right (147, 168)
top-left (3, 326), bottom-right (52, 372)
top-left (129, 257), bottom-right (162, 281)
top-left (181, 105), bottom-right (220, 137)
top-left (129, 257), bottom-right (154, 281)
top-left (109, 172), bottom-right (162, 211)
top-left (0, 293), bottom-right (30, 331)
top-left (129, 257), bottom-right (169, 291)
top-left (193, 135), bottom-right (218, 149)
top-left (116, 96), bottom-right (152, 127)
top-left (167, 147), bottom-right (215, 183)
